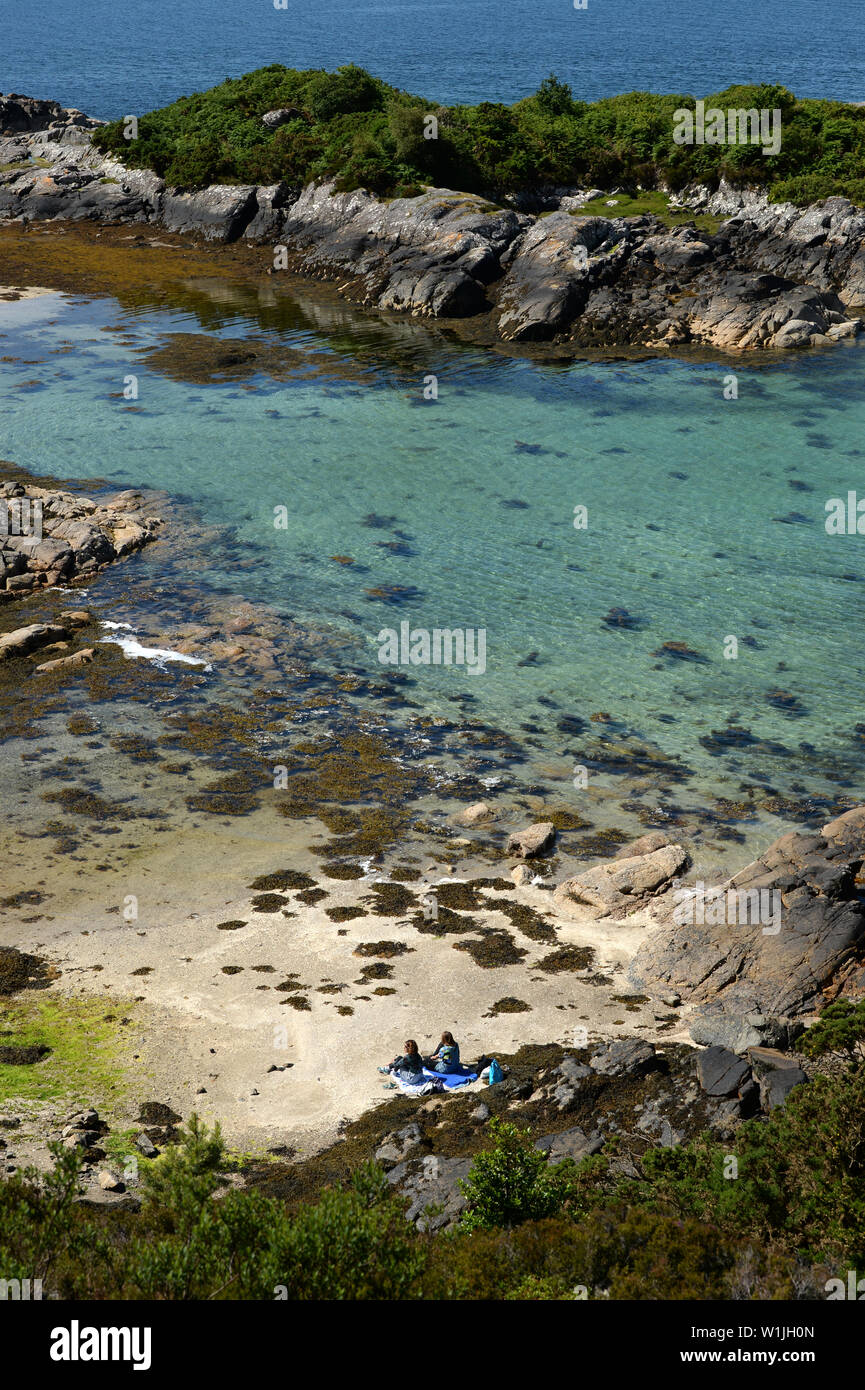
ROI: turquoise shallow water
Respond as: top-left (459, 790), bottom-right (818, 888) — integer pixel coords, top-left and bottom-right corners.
top-left (1, 285), bottom-right (865, 818)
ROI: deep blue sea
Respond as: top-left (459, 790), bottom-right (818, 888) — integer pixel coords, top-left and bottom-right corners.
top-left (2, 0), bottom-right (863, 118)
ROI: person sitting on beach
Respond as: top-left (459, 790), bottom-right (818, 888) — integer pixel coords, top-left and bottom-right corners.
top-left (379, 1040), bottom-right (424, 1084)
top-left (426, 1031), bottom-right (461, 1074)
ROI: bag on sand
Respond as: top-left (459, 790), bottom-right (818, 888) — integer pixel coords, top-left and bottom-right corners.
top-left (487, 1058), bottom-right (504, 1085)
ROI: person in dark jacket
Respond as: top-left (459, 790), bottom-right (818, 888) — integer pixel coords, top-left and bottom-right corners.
top-left (427, 1031), bottom-right (460, 1073)
top-left (380, 1039), bottom-right (424, 1084)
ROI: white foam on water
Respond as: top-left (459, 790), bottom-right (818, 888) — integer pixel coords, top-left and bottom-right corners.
top-left (99, 622), bottom-right (212, 671)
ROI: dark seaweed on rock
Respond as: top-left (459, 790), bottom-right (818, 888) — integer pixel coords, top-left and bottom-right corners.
top-left (483, 898), bottom-right (557, 944)
top-left (296, 888), bottom-right (329, 905)
top-left (536, 946), bottom-right (595, 973)
top-left (362, 883), bottom-right (419, 916)
top-left (485, 997), bottom-right (532, 1016)
top-left (248, 870), bottom-right (316, 891)
top-left (0, 947), bottom-right (57, 996)
top-left (250, 893), bottom-right (289, 912)
top-left (453, 932), bottom-right (527, 968)
top-left (352, 941), bottom-right (412, 957)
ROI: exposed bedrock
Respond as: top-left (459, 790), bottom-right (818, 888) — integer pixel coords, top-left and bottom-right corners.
top-left (0, 97), bottom-right (863, 350)
top-left (0, 480), bottom-right (162, 599)
top-left (625, 806), bottom-right (865, 1017)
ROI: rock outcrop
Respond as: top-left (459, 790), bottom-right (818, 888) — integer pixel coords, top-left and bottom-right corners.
top-left (626, 806), bottom-right (865, 1016)
top-left (1, 97), bottom-right (862, 352)
top-left (507, 821), bottom-right (556, 858)
top-left (554, 842), bottom-right (689, 920)
top-left (0, 481), bottom-right (162, 599)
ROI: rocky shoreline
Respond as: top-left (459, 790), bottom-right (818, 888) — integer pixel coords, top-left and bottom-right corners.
top-left (0, 478), bottom-right (162, 603)
top-left (1, 93), bottom-right (864, 352)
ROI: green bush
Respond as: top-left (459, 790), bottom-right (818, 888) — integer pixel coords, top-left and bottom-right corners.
top-left (458, 1118), bottom-right (574, 1231)
top-left (799, 1000), bottom-right (865, 1068)
top-left (2, 1052), bottom-right (863, 1299)
top-left (92, 65), bottom-right (865, 205)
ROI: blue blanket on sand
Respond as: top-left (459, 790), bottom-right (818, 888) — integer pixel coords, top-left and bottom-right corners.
top-left (422, 1066), bottom-right (478, 1089)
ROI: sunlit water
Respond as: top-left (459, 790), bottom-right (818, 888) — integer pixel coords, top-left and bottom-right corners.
top-left (3, 0), bottom-right (863, 117)
top-left (2, 286), bottom-right (864, 860)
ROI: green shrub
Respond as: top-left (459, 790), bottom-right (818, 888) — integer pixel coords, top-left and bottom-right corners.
top-left (458, 1118), bottom-right (573, 1231)
top-left (799, 1000), bottom-right (865, 1068)
top-left (92, 65), bottom-right (865, 205)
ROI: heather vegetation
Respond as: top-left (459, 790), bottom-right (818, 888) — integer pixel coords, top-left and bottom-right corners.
top-left (93, 65), bottom-right (865, 205)
top-left (2, 1014), bottom-right (862, 1300)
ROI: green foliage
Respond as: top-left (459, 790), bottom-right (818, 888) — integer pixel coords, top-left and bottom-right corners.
top-left (92, 65), bottom-right (865, 205)
top-left (458, 1118), bottom-right (573, 1231)
top-left (0, 1141), bottom-right (96, 1286)
top-left (1, 1059), bottom-right (862, 1298)
top-left (607, 1068), bottom-right (865, 1268)
top-left (0, 1121), bottom-right (424, 1300)
top-left (534, 74), bottom-right (575, 117)
top-left (799, 1000), bottom-right (865, 1068)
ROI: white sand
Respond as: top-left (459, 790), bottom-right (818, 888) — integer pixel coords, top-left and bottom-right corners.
top-left (10, 863), bottom-right (686, 1158)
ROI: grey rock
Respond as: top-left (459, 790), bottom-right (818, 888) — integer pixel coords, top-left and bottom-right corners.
top-left (550, 1055), bottom-right (593, 1111)
top-left (469, 1103), bottom-right (490, 1122)
top-left (737, 1078), bottom-right (761, 1118)
top-left (387, 1155), bottom-right (472, 1231)
top-left (0, 623), bottom-right (68, 661)
top-left (134, 1132), bottom-right (158, 1159)
top-left (64, 1108), bottom-right (99, 1130)
top-left (76, 1190), bottom-right (141, 1212)
top-left (2, 98), bottom-right (864, 355)
top-left (97, 1170), bottom-right (124, 1191)
top-left (628, 807), bottom-right (865, 1015)
top-left (746, 1045), bottom-right (807, 1075)
top-left (696, 1045), bottom-right (751, 1097)
top-left (507, 821), bottom-right (556, 858)
top-left (374, 1122), bottom-right (422, 1169)
top-left (161, 184), bottom-right (258, 242)
top-left (244, 181), bottom-right (297, 241)
top-left (261, 108), bottom-right (299, 130)
top-left (496, 213), bottom-right (622, 340)
top-left (589, 1039), bottom-right (657, 1078)
top-left (759, 1066), bottom-right (808, 1112)
top-left (535, 1127), bottom-right (604, 1162)
top-left (614, 831), bottom-right (673, 859)
top-left (689, 1009), bottom-right (804, 1054)
top-left (635, 1111), bottom-right (681, 1146)
top-left (555, 843), bottom-right (689, 920)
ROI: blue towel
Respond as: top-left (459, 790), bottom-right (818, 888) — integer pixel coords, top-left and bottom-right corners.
top-left (421, 1066), bottom-right (478, 1089)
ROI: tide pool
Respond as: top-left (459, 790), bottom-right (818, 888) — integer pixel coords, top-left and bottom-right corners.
top-left (1, 282), bottom-right (864, 821)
